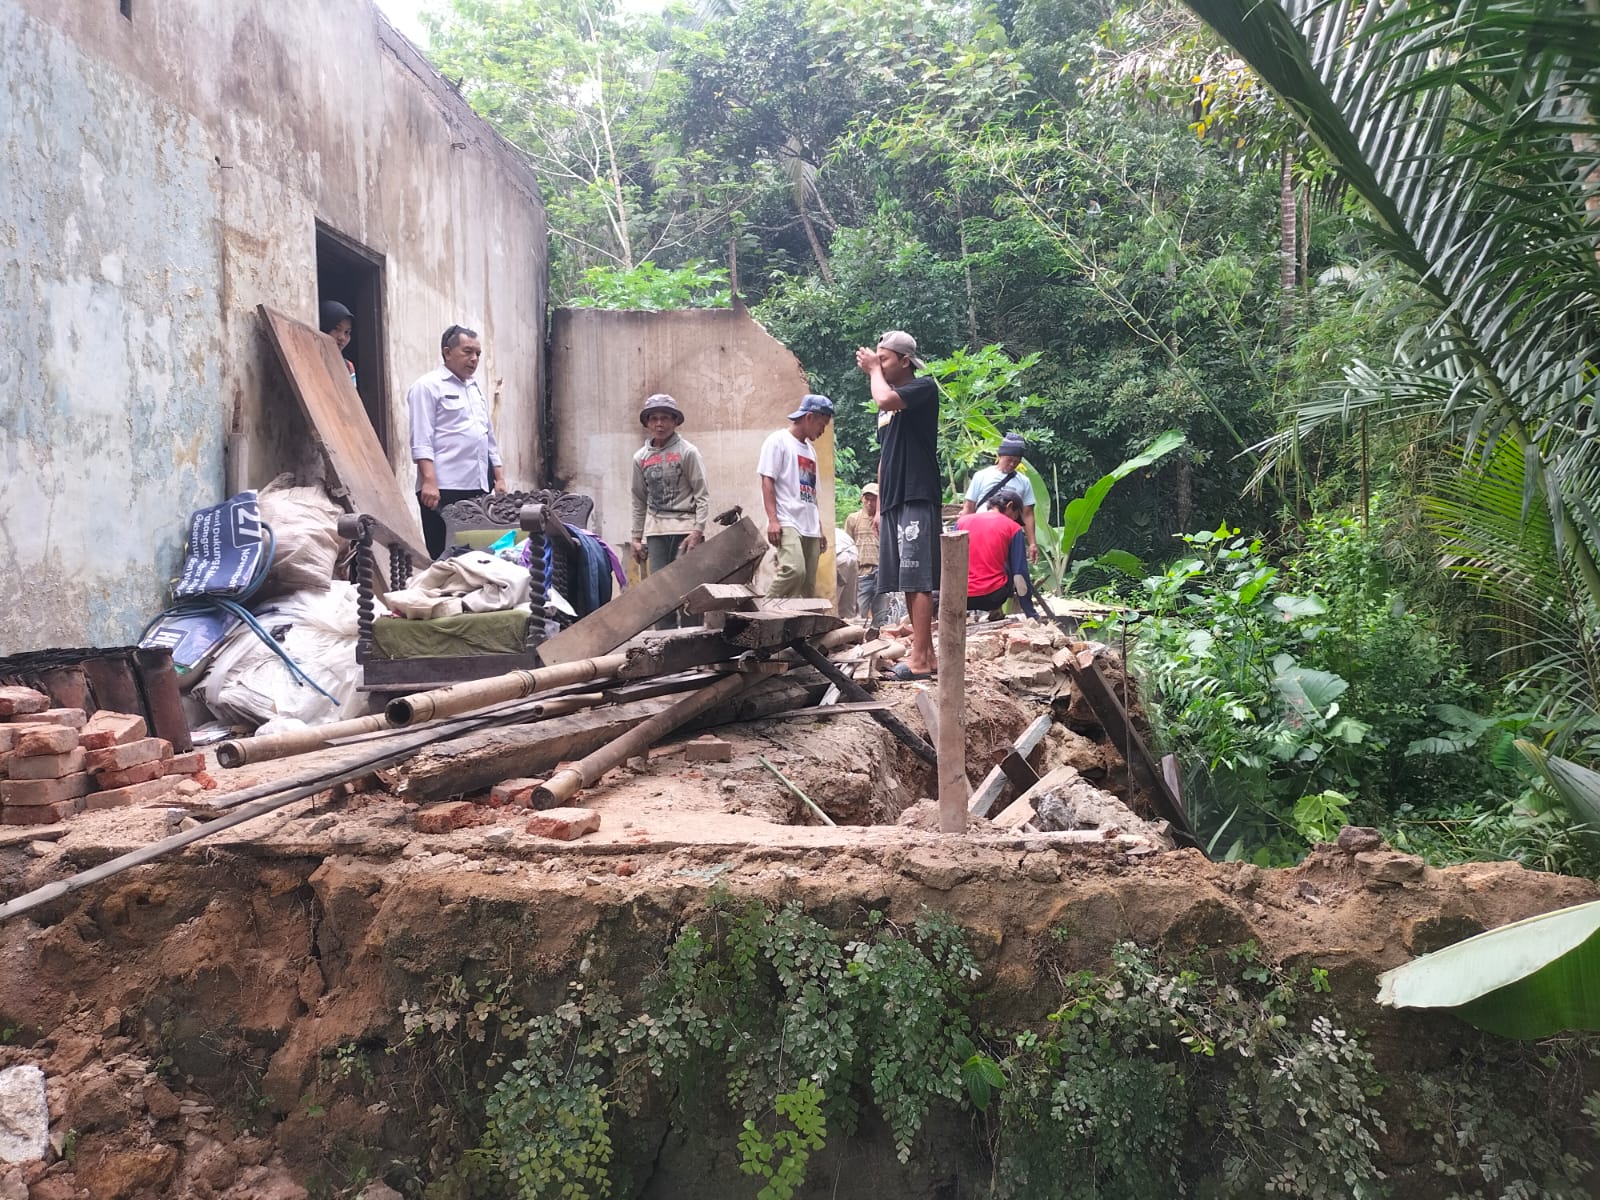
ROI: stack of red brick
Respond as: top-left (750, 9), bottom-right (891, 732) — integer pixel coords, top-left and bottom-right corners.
top-left (0, 686), bottom-right (210, 826)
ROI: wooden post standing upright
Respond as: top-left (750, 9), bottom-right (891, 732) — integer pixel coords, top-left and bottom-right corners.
top-left (937, 531), bottom-right (970, 832)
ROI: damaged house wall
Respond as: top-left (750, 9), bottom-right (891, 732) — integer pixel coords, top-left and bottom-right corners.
top-left (0, 0), bottom-right (547, 652)
top-left (549, 307), bottom-right (836, 597)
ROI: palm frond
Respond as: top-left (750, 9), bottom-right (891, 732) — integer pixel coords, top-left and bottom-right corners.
top-left (1187, 0), bottom-right (1600, 607)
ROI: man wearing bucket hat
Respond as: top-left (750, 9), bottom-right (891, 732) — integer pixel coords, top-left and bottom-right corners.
top-left (856, 329), bottom-right (940, 678)
top-left (630, 395), bottom-right (710, 615)
top-left (758, 394), bottom-right (834, 598)
top-left (962, 430), bottom-right (1039, 563)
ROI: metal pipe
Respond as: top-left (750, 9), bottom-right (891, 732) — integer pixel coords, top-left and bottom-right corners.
top-left (386, 653), bottom-right (628, 727)
top-left (533, 670), bottom-right (752, 808)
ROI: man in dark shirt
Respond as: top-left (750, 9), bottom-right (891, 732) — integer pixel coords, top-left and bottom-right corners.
top-left (856, 329), bottom-right (940, 677)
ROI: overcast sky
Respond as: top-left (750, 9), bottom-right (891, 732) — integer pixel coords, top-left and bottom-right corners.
top-left (374, 0), bottom-right (435, 48)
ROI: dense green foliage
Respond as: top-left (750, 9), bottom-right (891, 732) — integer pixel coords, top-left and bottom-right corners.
top-left (361, 901), bottom-right (1599, 1198)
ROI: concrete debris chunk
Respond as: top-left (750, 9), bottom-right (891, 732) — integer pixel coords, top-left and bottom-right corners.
top-left (489, 778), bottom-right (541, 808)
top-left (0, 1063), bottom-right (49, 1163)
top-left (684, 735), bottom-right (734, 763)
top-left (524, 807), bottom-right (601, 841)
top-left (414, 801), bottom-right (478, 834)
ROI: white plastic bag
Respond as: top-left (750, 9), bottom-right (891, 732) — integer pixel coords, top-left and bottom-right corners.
top-left (196, 583), bottom-right (363, 727)
top-left (258, 474), bottom-right (344, 594)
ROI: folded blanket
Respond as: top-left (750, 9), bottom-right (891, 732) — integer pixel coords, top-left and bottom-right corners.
top-left (383, 551), bottom-right (532, 619)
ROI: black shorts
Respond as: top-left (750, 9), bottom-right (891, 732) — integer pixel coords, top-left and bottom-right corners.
top-left (878, 500), bottom-right (940, 594)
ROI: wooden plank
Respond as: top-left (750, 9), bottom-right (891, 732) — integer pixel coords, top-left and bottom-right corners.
top-left (684, 583), bottom-right (758, 614)
top-left (997, 750), bottom-right (1040, 794)
top-left (258, 305), bottom-right (427, 562)
top-left (969, 714), bottom-right (1052, 817)
top-left (398, 696), bottom-right (677, 801)
top-left (762, 700), bottom-right (890, 719)
top-left (719, 611), bottom-right (844, 649)
top-left (990, 795), bottom-right (1036, 830)
top-left (537, 518), bottom-right (768, 666)
top-left (1061, 658), bottom-right (1199, 849)
top-left (937, 531), bottom-right (970, 832)
top-left (914, 688), bottom-right (940, 745)
top-left (756, 597), bottom-right (835, 615)
top-left (618, 629), bottom-right (742, 678)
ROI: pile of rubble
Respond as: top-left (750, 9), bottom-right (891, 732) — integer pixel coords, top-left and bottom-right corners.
top-left (0, 688), bottom-right (211, 827)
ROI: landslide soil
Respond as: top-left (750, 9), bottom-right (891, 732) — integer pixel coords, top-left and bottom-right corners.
top-left (0, 623), bottom-right (1596, 1198)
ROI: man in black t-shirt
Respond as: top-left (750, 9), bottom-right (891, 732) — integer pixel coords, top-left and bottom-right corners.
top-left (856, 329), bottom-right (940, 678)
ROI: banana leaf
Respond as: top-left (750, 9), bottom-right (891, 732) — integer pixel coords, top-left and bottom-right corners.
top-left (1375, 899), bottom-right (1600, 1038)
top-left (1516, 740), bottom-right (1600, 828)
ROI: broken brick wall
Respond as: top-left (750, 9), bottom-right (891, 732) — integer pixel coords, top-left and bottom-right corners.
top-left (0, 0), bottom-right (548, 652)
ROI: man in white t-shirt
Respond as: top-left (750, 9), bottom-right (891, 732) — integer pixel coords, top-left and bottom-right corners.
top-left (757, 394), bottom-right (834, 598)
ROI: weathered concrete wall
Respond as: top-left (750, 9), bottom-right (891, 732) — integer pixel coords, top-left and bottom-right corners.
top-left (0, 0), bottom-right (546, 652)
top-left (549, 307), bottom-right (835, 597)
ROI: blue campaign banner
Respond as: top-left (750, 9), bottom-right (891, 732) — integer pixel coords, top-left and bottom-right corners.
top-left (173, 491), bottom-right (266, 598)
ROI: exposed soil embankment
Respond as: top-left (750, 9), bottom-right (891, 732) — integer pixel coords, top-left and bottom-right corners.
top-left (1, 832), bottom-right (1596, 1198)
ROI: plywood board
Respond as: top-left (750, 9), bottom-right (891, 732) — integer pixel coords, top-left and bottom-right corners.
top-left (258, 305), bottom-right (428, 563)
top-left (535, 517), bottom-right (768, 666)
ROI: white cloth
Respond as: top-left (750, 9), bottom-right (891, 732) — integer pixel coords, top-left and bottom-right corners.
top-left (383, 551), bottom-right (531, 619)
top-left (757, 428), bottom-right (822, 537)
top-left (406, 365), bottom-right (501, 491)
top-left (966, 464), bottom-right (1035, 511)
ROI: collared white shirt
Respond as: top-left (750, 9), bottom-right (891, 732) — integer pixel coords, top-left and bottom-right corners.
top-left (406, 365), bottom-right (501, 491)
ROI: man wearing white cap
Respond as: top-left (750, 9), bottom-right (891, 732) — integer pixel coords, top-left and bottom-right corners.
top-left (758, 394), bottom-right (834, 598)
top-left (962, 431), bottom-right (1038, 563)
top-left (856, 330), bottom-right (940, 678)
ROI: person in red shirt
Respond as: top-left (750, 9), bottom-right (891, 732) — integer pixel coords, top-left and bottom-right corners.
top-left (954, 489), bottom-right (1037, 618)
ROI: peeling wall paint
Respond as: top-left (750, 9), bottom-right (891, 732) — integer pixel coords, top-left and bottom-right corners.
top-left (548, 307), bottom-right (835, 597)
top-left (0, 0), bottom-right (547, 652)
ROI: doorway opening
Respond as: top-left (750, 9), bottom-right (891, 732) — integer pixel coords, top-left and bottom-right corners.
top-left (316, 224), bottom-right (389, 452)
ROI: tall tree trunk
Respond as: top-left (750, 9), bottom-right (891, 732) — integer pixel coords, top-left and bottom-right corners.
top-left (956, 190), bottom-right (979, 348)
top-left (1175, 456), bottom-right (1193, 534)
top-left (798, 208), bottom-right (834, 284)
top-left (1279, 145), bottom-right (1297, 327)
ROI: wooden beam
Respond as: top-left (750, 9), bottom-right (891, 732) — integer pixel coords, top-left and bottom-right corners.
top-left (397, 696), bottom-right (678, 802)
top-left (720, 611), bottom-right (843, 649)
top-left (997, 749), bottom-right (1040, 794)
top-left (761, 700), bottom-right (891, 719)
top-left (791, 641), bottom-right (937, 765)
top-left (619, 629), bottom-right (742, 678)
top-left (684, 583), bottom-right (758, 614)
top-left (537, 517), bottom-right (767, 666)
top-left (937, 532), bottom-right (969, 833)
top-left (914, 688), bottom-right (940, 745)
top-left (968, 714), bottom-right (1051, 817)
top-left (535, 673), bottom-right (752, 806)
top-left (1062, 657), bottom-right (1198, 848)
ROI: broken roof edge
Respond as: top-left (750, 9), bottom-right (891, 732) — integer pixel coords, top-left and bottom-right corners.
top-left (370, 4), bottom-right (545, 210)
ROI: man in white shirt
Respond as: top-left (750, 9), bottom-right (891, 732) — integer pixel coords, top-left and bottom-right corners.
top-left (758, 394), bottom-right (833, 598)
top-left (407, 324), bottom-right (506, 559)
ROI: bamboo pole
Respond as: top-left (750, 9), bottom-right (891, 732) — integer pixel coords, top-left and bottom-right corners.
top-left (758, 755), bottom-right (837, 826)
top-left (938, 531), bottom-right (969, 833)
top-left (218, 692), bottom-right (610, 768)
top-left (533, 670), bottom-right (753, 807)
top-left (386, 654), bottom-right (628, 726)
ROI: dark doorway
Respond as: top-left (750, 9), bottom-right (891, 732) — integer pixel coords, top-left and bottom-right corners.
top-left (316, 224), bottom-right (389, 452)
